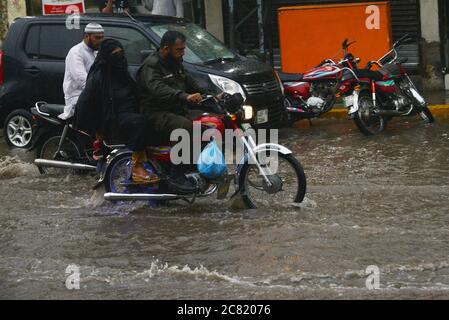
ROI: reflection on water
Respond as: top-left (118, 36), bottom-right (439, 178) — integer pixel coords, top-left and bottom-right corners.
top-left (1, 119), bottom-right (449, 299)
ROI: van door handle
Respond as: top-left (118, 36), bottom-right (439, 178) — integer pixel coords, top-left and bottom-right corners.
top-left (24, 67), bottom-right (41, 75)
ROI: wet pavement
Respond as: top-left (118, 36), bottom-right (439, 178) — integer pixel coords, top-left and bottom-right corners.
top-left (0, 116), bottom-right (449, 299)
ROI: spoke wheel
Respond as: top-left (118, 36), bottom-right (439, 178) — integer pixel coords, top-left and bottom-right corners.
top-left (37, 135), bottom-right (82, 175)
top-left (354, 93), bottom-right (386, 135)
top-left (239, 152), bottom-right (306, 209)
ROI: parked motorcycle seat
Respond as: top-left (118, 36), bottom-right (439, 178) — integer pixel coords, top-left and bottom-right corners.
top-left (278, 71), bottom-right (303, 82)
top-left (355, 69), bottom-right (384, 81)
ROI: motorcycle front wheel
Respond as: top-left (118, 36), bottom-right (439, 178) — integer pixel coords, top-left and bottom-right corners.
top-left (418, 106), bottom-right (435, 124)
top-left (238, 152), bottom-right (306, 209)
top-left (354, 92), bottom-right (386, 135)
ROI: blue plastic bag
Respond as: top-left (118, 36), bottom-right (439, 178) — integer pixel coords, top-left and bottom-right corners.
top-left (197, 141), bottom-right (227, 178)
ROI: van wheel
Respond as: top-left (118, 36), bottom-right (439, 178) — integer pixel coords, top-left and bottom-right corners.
top-left (3, 109), bottom-right (34, 149)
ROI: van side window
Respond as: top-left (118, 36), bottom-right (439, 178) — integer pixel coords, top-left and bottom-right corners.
top-left (39, 25), bottom-right (83, 60)
top-left (103, 26), bottom-right (156, 64)
top-left (25, 25), bottom-right (40, 59)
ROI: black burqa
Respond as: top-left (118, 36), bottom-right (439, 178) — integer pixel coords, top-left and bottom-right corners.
top-left (74, 39), bottom-right (136, 141)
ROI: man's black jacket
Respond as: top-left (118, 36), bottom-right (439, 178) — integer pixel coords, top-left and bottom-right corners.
top-left (136, 51), bottom-right (207, 116)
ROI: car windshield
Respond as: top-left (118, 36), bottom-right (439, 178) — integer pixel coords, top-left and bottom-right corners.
top-left (147, 23), bottom-right (237, 65)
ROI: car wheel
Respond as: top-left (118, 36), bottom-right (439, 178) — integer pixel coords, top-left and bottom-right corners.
top-left (3, 109), bottom-right (34, 149)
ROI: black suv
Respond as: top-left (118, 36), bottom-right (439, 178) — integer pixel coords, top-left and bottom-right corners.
top-left (0, 14), bottom-right (284, 148)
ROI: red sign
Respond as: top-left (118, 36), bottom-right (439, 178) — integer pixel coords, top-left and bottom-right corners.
top-left (42, 0), bottom-right (85, 15)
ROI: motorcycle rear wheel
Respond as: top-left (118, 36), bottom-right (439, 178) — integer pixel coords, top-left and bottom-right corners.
top-left (104, 152), bottom-right (163, 197)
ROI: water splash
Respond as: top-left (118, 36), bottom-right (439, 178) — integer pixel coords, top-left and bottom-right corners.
top-left (0, 156), bottom-right (39, 179)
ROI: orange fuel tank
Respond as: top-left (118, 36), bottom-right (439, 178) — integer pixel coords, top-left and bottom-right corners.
top-left (278, 1), bottom-right (392, 73)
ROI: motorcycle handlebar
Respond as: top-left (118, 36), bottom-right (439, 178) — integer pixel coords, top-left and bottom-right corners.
top-left (394, 34), bottom-right (413, 48)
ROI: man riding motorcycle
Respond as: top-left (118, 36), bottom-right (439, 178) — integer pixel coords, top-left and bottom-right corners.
top-left (136, 30), bottom-right (222, 193)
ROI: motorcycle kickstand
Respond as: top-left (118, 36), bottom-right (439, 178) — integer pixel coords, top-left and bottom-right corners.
top-left (182, 193), bottom-right (197, 204)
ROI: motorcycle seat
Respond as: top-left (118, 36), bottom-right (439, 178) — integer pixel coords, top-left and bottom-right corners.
top-left (355, 69), bottom-right (384, 81)
top-left (39, 103), bottom-right (65, 117)
top-left (278, 71), bottom-right (303, 82)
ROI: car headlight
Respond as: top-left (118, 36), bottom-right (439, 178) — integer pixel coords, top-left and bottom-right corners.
top-left (273, 70), bottom-right (284, 95)
top-left (209, 74), bottom-right (246, 101)
top-left (242, 105), bottom-right (254, 120)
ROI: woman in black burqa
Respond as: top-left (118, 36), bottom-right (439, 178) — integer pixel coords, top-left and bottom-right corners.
top-left (75, 38), bottom-right (159, 184)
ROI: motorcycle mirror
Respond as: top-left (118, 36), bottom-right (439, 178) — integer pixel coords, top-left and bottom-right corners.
top-left (342, 39), bottom-right (349, 49)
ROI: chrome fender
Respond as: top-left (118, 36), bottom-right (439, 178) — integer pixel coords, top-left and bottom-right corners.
top-left (349, 90), bottom-right (360, 114)
top-left (95, 148), bottom-right (131, 186)
top-left (234, 143), bottom-right (293, 181)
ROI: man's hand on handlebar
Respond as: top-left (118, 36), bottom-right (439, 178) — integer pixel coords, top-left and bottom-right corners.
top-left (187, 93), bottom-right (203, 105)
top-left (215, 92), bottom-right (225, 101)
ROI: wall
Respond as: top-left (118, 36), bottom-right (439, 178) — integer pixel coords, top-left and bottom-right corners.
top-left (419, 0), bottom-right (444, 90)
top-left (0, 0), bottom-right (8, 44)
top-left (205, 0), bottom-right (224, 42)
top-left (7, 0), bottom-right (27, 23)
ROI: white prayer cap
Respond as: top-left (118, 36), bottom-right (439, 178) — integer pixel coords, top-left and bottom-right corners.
top-left (84, 23), bottom-right (104, 34)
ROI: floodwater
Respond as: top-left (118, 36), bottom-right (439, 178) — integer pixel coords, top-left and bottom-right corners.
top-left (0, 117), bottom-right (449, 299)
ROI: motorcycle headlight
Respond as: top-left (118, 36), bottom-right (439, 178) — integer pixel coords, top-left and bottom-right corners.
top-left (273, 70), bottom-right (285, 95)
top-left (242, 105), bottom-right (254, 121)
top-left (209, 74), bottom-right (246, 101)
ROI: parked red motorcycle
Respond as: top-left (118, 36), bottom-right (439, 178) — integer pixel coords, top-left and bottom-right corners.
top-left (347, 34), bottom-right (434, 135)
top-left (280, 39), bottom-right (361, 125)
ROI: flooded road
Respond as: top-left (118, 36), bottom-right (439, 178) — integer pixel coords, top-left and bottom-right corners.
top-left (1, 117), bottom-right (449, 299)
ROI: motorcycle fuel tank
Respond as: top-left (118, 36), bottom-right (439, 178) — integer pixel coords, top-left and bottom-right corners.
top-left (284, 81), bottom-right (311, 99)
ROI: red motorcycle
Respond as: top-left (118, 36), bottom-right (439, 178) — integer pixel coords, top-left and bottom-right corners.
top-left (280, 39), bottom-right (362, 125)
top-left (347, 34), bottom-right (434, 135)
top-left (100, 93), bottom-right (307, 209)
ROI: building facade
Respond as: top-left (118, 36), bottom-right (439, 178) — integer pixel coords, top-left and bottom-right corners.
top-left (220, 0), bottom-right (445, 90)
top-left (1, 0), bottom-right (446, 89)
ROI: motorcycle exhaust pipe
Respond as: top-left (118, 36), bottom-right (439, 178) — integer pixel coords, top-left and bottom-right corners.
top-left (285, 106), bottom-right (304, 113)
top-left (373, 110), bottom-right (405, 116)
top-left (34, 159), bottom-right (97, 171)
top-left (104, 192), bottom-right (182, 201)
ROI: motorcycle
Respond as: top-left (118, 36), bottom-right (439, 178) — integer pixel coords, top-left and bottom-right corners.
top-left (30, 101), bottom-right (99, 174)
top-left (281, 39), bottom-right (362, 125)
top-left (99, 93), bottom-right (307, 209)
top-left (348, 34), bottom-right (434, 135)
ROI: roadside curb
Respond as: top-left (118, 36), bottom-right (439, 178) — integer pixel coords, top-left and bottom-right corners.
top-left (322, 104), bottom-right (449, 119)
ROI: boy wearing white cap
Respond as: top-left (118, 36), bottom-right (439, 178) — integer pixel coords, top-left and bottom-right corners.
top-left (59, 23), bottom-right (104, 120)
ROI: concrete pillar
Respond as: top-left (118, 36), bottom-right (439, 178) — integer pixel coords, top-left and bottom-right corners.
top-left (204, 0), bottom-right (224, 42)
top-left (419, 0), bottom-right (444, 90)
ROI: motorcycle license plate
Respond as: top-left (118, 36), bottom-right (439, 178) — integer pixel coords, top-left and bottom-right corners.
top-left (256, 109), bottom-right (269, 124)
